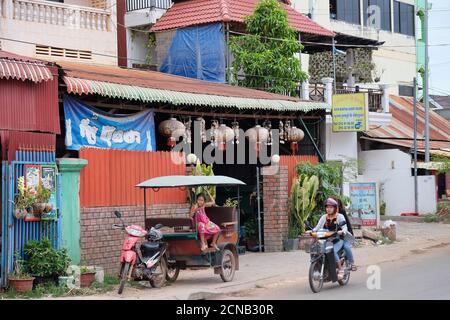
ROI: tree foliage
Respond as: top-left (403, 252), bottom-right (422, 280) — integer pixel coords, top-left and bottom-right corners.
top-left (229, 0), bottom-right (308, 95)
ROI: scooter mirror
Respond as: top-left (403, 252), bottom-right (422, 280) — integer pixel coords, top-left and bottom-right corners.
top-left (305, 221), bottom-right (312, 229)
top-left (154, 223), bottom-right (163, 229)
top-left (114, 211), bottom-right (122, 219)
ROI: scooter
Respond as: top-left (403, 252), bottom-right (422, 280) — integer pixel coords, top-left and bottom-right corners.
top-left (112, 211), bottom-right (168, 294)
top-left (305, 220), bottom-right (351, 293)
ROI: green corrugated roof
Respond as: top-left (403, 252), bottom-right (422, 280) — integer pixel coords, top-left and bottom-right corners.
top-left (82, 79), bottom-right (328, 112)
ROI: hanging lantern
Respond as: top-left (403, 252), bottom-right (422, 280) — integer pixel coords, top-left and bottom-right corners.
top-left (210, 120), bottom-right (219, 146)
top-left (158, 118), bottom-right (186, 148)
top-left (279, 120), bottom-right (285, 144)
top-left (197, 117), bottom-right (207, 143)
top-left (287, 126), bottom-right (305, 154)
top-left (245, 125), bottom-right (269, 155)
top-left (263, 120), bottom-right (272, 145)
top-left (183, 118), bottom-right (192, 145)
top-left (216, 124), bottom-right (235, 151)
top-left (231, 121), bottom-right (240, 144)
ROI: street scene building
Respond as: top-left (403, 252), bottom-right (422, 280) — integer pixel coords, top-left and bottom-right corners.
top-left (0, 0), bottom-right (449, 300)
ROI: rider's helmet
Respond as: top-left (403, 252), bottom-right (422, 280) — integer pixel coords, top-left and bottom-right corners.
top-left (324, 197), bottom-right (338, 208)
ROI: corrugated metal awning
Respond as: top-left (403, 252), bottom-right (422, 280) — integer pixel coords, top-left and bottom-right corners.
top-left (63, 76), bottom-right (328, 112)
top-left (0, 58), bottom-right (53, 83)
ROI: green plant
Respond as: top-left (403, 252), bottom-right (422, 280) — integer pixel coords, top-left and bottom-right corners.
top-left (35, 184), bottom-right (51, 203)
top-left (9, 253), bottom-right (33, 280)
top-left (380, 202), bottom-right (386, 216)
top-left (243, 217), bottom-right (258, 239)
top-left (290, 174), bottom-right (319, 235)
top-left (189, 162), bottom-right (216, 203)
top-left (295, 161), bottom-right (350, 224)
top-left (15, 176), bottom-right (34, 210)
top-left (224, 198), bottom-right (238, 207)
top-left (24, 238), bottom-right (71, 278)
top-left (424, 214), bottom-right (441, 223)
top-left (228, 0), bottom-right (308, 95)
top-left (431, 154), bottom-right (450, 175)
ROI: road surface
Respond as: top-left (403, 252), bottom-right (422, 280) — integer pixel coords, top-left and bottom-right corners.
top-left (212, 244), bottom-right (450, 300)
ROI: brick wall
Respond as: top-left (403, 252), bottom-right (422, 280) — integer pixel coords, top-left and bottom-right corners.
top-left (262, 165), bottom-right (289, 252)
top-left (155, 30), bottom-right (176, 69)
top-left (80, 203), bottom-right (190, 274)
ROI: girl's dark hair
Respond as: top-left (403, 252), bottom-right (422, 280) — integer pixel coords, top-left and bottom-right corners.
top-left (196, 193), bottom-right (206, 201)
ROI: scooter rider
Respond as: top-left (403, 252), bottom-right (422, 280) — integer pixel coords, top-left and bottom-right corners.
top-left (307, 198), bottom-right (356, 279)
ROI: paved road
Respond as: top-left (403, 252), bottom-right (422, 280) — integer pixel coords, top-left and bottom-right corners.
top-left (213, 245), bottom-right (450, 300)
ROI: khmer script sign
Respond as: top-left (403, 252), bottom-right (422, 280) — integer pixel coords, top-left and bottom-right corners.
top-left (63, 95), bottom-right (156, 151)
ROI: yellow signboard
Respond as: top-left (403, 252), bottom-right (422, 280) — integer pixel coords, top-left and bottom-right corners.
top-left (332, 93), bottom-right (368, 132)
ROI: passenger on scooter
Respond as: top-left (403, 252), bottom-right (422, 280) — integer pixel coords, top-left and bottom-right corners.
top-left (310, 198), bottom-right (356, 278)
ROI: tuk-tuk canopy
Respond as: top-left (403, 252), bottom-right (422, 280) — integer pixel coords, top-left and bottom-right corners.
top-left (137, 175), bottom-right (246, 188)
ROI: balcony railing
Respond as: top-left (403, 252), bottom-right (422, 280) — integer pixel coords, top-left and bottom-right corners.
top-left (8, 0), bottom-right (110, 31)
top-left (336, 87), bottom-right (383, 112)
top-left (308, 84), bottom-right (383, 112)
top-left (126, 0), bottom-right (172, 12)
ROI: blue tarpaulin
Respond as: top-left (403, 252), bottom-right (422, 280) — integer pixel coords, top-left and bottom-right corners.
top-left (160, 23), bottom-right (226, 83)
top-left (63, 95), bottom-right (156, 151)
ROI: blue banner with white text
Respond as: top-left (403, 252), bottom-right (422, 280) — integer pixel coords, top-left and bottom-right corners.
top-left (63, 95), bottom-right (156, 151)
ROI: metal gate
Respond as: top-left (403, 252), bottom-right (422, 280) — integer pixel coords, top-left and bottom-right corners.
top-left (1, 149), bottom-right (61, 288)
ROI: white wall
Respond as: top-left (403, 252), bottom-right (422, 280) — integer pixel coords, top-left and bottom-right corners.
top-left (325, 117), bottom-right (359, 196)
top-left (291, 0), bottom-right (416, 94)
top-left (0, 0), bottom-right (117, 65)
top-left (126, 29), bottom-right (152, 67)
top-left (359, 149), bottom-right (437, 216)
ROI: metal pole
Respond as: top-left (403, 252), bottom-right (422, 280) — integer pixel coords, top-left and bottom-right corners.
top-left (256, 167), bottom-right (262, 253)
top-left (226, 22), bottom-right (230, 84)
top-left (143, 189), bottom-right (147, 224)
top-left (332, 38), bottom-right (337, 94)
top-left (424, 0), bottom-right (430, 163)
top-left (237, 185), bottom-right (241, 244)
top-left (413, 77), bottom-right (419, 214)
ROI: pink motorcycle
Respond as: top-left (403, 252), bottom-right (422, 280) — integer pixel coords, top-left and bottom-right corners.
top-left (112, 211), bottom-right (167, 294)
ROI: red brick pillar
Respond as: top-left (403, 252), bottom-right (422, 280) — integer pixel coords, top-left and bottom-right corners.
top-left (263, 165), bottom-right (289, 252)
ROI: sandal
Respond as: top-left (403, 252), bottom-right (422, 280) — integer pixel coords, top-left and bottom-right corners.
top-left (211, 244), bottom-right (219, 251)
top-left (201, 244), bottom-right (208, 251)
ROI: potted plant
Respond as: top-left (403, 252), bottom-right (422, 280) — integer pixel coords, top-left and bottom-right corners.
top-left (284, 224), bottom-right (299, 251)
top-left (24, 237), bottom-right (71, 287)
top-left (14, 177), bottom-right (34, 220)
top-left (79, 265), bottom-right (96, 288)
top-left (33, 184), bottom-right (52, 216)
top-left (290, 174), bottom-right (319, 250)
top-left (8, 255), bottom-right (35, 294)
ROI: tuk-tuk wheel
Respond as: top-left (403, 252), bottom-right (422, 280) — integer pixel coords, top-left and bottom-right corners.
top-left (166, 263), bottom-right (180, 283)
top-left (219, 249), bottom-right (236, 282)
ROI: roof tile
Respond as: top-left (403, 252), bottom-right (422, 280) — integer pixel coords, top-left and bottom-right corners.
top-left (150, 0), bottom-right (335, 37)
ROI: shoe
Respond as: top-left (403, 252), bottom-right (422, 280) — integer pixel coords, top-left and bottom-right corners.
top-left (337, 268), bottom-right (345, 280)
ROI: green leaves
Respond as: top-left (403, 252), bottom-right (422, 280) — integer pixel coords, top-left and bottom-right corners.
top-left (228, 0), bottom-right (308, 95)
top-left (24, 238), bottom-right (71, 278)
top-left (290, 173), bottom-right (319, 235)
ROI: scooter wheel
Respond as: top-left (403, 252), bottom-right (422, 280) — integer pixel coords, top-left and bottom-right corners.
top-left (166, 262), bottom-right (180, 283)
top-left (150, 258), bottom-right (167, 288)
top-left (118, 262), bottom-right (130, 294)
top-left (309, 260), bottom-right (324, 293)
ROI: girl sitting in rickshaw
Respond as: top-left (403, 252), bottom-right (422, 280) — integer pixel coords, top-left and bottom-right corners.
top-left (189, 193), bottom-right (220, 251)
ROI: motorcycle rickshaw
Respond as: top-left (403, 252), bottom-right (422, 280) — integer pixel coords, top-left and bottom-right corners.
top-left (136, 175), bottom-right (245, 283)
